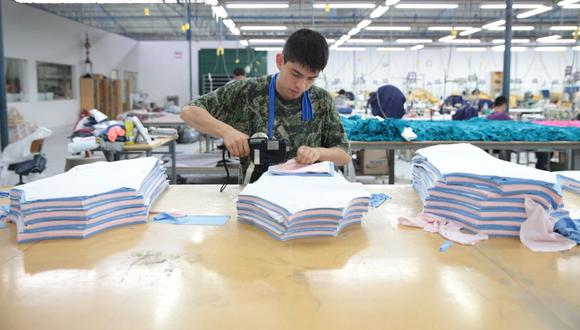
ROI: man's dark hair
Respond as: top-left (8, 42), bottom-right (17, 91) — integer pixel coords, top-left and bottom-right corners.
top-left (494, 96), bottom-right (507, 107)
top-left (338, 89), bottom-right (346, 95)
top-left (233, 67), bottom-right (245, 76)
top-left (283, 29), bottom-right (329, 72)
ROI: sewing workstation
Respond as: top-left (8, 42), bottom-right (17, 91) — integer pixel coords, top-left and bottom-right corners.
top-left (2, 1), bottom-right (580, 330)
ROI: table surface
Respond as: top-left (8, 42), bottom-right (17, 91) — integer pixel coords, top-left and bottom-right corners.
top-left (142, 113), bottom-right (185, 126)
top-left (1, 185), bottom-right (579, 330)
top-left (122, 135), bottom-right (176, 151)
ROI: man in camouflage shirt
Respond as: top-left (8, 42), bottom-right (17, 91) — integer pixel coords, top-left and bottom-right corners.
top-left (181, 29), bottom-right (350, 181)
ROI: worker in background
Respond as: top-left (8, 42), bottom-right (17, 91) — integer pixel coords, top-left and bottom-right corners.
top-left (486, 96), bottom-right (512, 121)
top-left (181, 29), bottom-right (350, 181)
top-left (228, 67), bottom-right (246, 84)
top-left (368, 85), bottom-right (406, 119)
top-left (335, 89), bottom-right (352, 114)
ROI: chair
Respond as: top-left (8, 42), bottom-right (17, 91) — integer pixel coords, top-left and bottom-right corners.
top-left (7, 139), bottom-right (47, 184)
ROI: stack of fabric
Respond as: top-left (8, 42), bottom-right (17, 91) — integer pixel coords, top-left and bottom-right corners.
top-left (237, 168), bottom-right (370, 240)
top-left (8, 157), bottom-right (168, 243)
top-left (555, 171), bottom-right (580, 195)
top-left (411, 144), bottom-right (563, 238)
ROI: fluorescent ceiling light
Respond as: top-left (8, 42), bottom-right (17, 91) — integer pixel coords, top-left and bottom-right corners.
top-left (491, 45), bottom-right (528, 52)
top-left (248, 39), bottom-right (286, 44)
top-left (459, 28), bottom-right (482, 36)
top-left (516, 6), bottom-right (552, 19)
top-left (410, 44), bottom-right (425, 50)
top-left (346, 39), bottom-right (383, 44)
top-left (334, 47), bottom-right (367, 51)
top-left (240, 40), bottom-right (249, 46)
top-left (480, 4), bottom-right (545, 9)
top-left (222, 19), bottom-right (236, 29)
top-left (326, 39), bottom-right (336, 43)
top-left (370, 6), bottom-right (390, 18)
top-left (229, 27), bottom-right (241, 35)
top-left (534, 47), bottom-right (568, 52)
top-left (482, 20), bottom-right (505, 29)
top-left (562, 4), bottom-right (580, 8)
top-left (573, 46), bottom-right (580, 51)
top-left (487, 26), bottom-right (535, 31)
top-left (538, 39), bottom-right (577, 44)
top-left (385, 0), bottom-right (401, 5)
top-left (313, 3), bottom-right (376, 9)
top-left (557, 0), bottom-right (580, 6)
top-left (356, 19), bottom-right (372, 29)
top-left (211, 6), bottom-right (228, 19)
top-left (227, 3), bottom-right (289, 9)
top-left (348, 27), bottom-right (361, 36)
top-left (537, 35), bottom-right (562, 42)
top-left (438, 35), bottom-right (456, 42)
top-left (492, 39), bottom-right (530, 44)
top-left (240, 26), bottom-right (287, 31)
top-left (254, 47), bottom-right (283, 51)
top-left (376, 47), bottom-right (406, 51)
top-left (396, 3), bottom-right (458, 9)
top-left (456, 47), bottom-right (487, 52)
top-left (446, 39), bottom-right (481, 44)
top-left (550, 26), bottom-right (579, 31)
top-left (428, 26), bottom-right (473, 31)
top-left (366, 26), bottom-right (411, 31)
top-left (396, 39), bottom-right (432, 44)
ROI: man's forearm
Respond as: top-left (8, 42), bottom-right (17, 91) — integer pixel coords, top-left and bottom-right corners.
top-left (315, 147), bottom-right (352, 166)
top-left (180, 105), bottom-right (232, 138)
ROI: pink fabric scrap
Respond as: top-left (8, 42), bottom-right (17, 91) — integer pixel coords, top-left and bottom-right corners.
top-left (398, 213), bottom-right (489, 245)
top-left (268, 159), bottom-right (332, 175)
top-left (520, 198), bottom-right (577, 252)
top-left (107, 126), bottom-right (126, 142)
top-left (533, 120), bottom-right (580, 128)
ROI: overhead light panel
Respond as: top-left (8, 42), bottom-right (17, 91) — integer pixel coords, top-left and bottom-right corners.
top-left (229, 27), bottom-right (241, 35)
top-left (491, 45), bottom-right (528, 52)
top-left (410, 44), bottom-right (425, 50)
top-left (487, 26), bottom-right (535, 31)
top-left (482, 20), bottom-right (505, 30)
top-left (539, 39), bottom-right (577, 44)
top-left (254, 47), bottom-right (283, 51)
top-left (313, 2), bottom-right (376, 9)
top-left (248, 39), bottom-right (286, 44)
top-left (492, 39), bottom-right (530, 44)
top-left (446, 39), bottom-right (481, 44)
top-left (456, 47), bottom-right (487, 52)
top-left (550, 26), bottom-right (579, 31)
top-left (573, 46), bottom-right (580, 51)
top-left (516, 6), bottom-right (552, 19)
top-left (240, 40), bottom-right (249, 46)
top-left (240, 26), bottom-right (287, 31)
top-left (561, 4), bottom-right (580, 8)
top-left (326, 39), bottom-right (336, 43)
top-left (227, 3), bottom-right (289, 9)
top-left (356, 20), bottom-right (372, 29)
top-left (534, 47), bottom-right (568, 52)
top-left (480, 4), bottom-right (545, 9)
top-left (396, 3), bottom-right (458, 9)
top-left (366, 26), bottom-right (411, 31)
top-left (396, 39), bottom-right (432, 44)
top-left (370, 6), bottom-right (390, 18)
top-left (438, 35), bottom-right (456, 42)
top-left (334, 47), bottom-right (367, 51)
top-left (348, 27), bottom-right (362, 36)
top-left (222, 19), bottom-right (236, 29)
top-left (385, 0), bottom-right (401, 5)
top-left (346, 39), bottom-right (383, 44)
top-left (428, 26), bottom-right (473, 31)
top-left (557, 0), bottom-right (580, 6)
top-left (459, 28), bottom-right (482, 36)
top-left (376, 47), bottom-right (406, 51)
top-left (211, 5), bottom-right (228, 19)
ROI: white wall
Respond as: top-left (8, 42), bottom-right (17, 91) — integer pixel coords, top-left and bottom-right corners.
top-left (4, 0), bottom-right (138, 130)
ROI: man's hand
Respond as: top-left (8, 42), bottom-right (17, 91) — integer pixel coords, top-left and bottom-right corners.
top-left (295, 146), bottom-right (321, 165)
top-left (223, 128), bottom-right (250, 157)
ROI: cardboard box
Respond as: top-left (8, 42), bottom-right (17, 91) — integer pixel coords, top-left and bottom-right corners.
top-left (358, 150), bottom-right (389, 175)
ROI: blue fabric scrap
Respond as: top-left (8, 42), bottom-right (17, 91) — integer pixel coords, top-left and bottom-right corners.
top-left (554, 217), bottom-right (580, 244)
top-left (439, 240), bottom-right (454, 252)
top-left (153, 212), bottom-right (230, 226)
top-left (0, 191), bottom-right (9, 199)
top-left (370, 193), bottom-right (391, 208)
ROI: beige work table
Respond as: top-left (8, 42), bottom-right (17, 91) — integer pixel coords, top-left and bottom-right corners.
top-left (0, 185), bottom-right (579, 330)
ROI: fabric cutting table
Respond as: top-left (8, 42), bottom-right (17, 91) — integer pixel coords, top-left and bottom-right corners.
top-left (0, 184), bottom-right (578, 330)
top-left (350, 140), bottom-right (580, 184)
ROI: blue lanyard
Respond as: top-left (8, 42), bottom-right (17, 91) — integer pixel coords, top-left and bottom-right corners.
top-left (268, 73), bottom-right (314, 138)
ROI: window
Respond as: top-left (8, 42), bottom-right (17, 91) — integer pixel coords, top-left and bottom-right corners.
top-left (124, 71), bottom-right (138, 93)
top-left (5, 58), bottom-right (27, 102)
top-left (37, 62), bottom-right (73, 101)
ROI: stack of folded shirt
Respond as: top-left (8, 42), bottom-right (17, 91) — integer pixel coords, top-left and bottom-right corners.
top-left (237, 169), bottom-right (370, 240)
top-left (555, 171), bottom-right (580, 194)
top-left (412, 144), bottom-right (562, 237)
top-left (8, 157), bottom-right (168, 243)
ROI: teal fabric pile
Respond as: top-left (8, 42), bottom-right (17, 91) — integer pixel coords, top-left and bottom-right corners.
top-left (341, 116), bottom-right (580, 142)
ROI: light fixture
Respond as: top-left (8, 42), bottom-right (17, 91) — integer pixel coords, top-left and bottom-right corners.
top-left (491, 45), bottom-right (528, 52)
top-left (396, 3), bottom-right (458, 9)
top-left (557, 0), bottom-right (580, 6)
top-left (480, 4), bottom-right (545, 9)
top-left (366, 26), bottom-right (411, 31)
top-left (482, 20), bottom-right (505, 30)
top-left (376, 47), bottom-right (406, 51)
top-left (534, 47), bottom-right (568, 52)
top-left (240, 26), bottom-right (287, 31)
top-left (573, 46), bottom-right (580, 51)
top-left (492, 39), bottom-right (530, 44)
top-left (356, 19), bottom-right (372, 29)
top-left (459, 28), bottom-right (482, 36)
top-left (313, 2), bottom-right (376, 9)
top-left (516, 6), bottom-right (552, 19)
top-left (561, 4), bottom-right (580, 8)
top-left (347, 39), bottom-right (383, 44)
top-left (441, 38), bottom-right (481, 44)
top-left (230, 27), bottom-right (241, 35)
top-left (211, 5), bottom-right (228, 19)
top-left (550, 26), bottom-right (579, 31)
top-left (348, 27), bottom-right (362, 36)
top-left (438, 35), bottom-right (456, 42)
top-left (385, 0), bottom-right (401, 5)
top-left (538, 39), bottom-right (577, 44)
top-left (227, 3), bottom-right (289, 9)
top-left (487, 26), bottom-right (535, 31)
top-left (334, 47), bottom-right (367, 51)
top-left (248, 39), bottom-right (286, 44)
top-left (222, 19), bottom-right (236, 29)
top-left (428, 26), bottom-right (473, 31)
top-left (396, 39), bottom-right (433, 44)
top-left (254, 47), bottom-right (283, 51)
top-left (410, 44), bottom-right (425, 50)
top-left (326, 39), bottom-right (336, 43)
top-left (370, 6), bottom-right (390, 18)
top-left (456, 47), bottom-right (487, 52)
top-left (240, 40), bottom-right (249, 46)
top-left (537, 35), bottom-right (562, 42)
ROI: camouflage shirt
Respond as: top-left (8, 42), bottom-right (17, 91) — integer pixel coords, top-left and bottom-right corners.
top-left (191, 75), bottom-right (349, 176)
